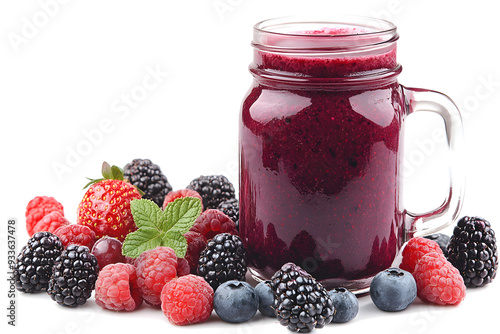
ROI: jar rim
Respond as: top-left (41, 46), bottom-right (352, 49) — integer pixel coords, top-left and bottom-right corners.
top-left (254, 15), bottom-right (397, 37)
top-left (253, 15), bottom-right (398, 52)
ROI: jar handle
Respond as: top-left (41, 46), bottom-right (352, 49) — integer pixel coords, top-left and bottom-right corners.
top-left (402, 86), bottom-right (465, 239)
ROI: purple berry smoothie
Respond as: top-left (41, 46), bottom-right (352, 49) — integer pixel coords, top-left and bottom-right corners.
top-left (239, 26), bottom-right (405, 290)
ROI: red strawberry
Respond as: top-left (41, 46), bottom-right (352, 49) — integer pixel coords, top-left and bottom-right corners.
top-left (77, 162), bottom-right (142, 241)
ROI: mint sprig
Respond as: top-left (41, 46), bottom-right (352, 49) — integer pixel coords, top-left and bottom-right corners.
top-left (122, 197), bottom-right (202, 258)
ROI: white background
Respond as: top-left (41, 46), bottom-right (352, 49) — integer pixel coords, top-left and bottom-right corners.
top-left (1, 0), bottom-right (499, 333)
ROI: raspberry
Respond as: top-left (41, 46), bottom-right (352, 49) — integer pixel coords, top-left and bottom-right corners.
top-left (176, 257), bottom-right (190, 277)
top-left (400, 237), bottom-right (444, 273)
top-left (95, 263), bottom-right (143, 311)
top-left (413, 252), bottom-right (466, 305)
top-left (161, 274), bottom-right (214, 325)
top-left (53, 224), bottom-right (96, 249)
top-left (31, 211), bottom-right (70, 235)
top-left (26, 196), bottom-right (64, 236)
top-left (135, 247), bottom-right (182, 307)
top-left (425, 233), bottom-right (450, 257)
top-left (190, 209), bottom-right (238, 241)
top-left (163, 189), bottom-right (204, 210)
top-left (183, 231), bottom-right (207, 273)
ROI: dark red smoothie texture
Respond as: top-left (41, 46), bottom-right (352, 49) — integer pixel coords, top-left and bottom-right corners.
top-left (240, 45), bottom-right (405, 287)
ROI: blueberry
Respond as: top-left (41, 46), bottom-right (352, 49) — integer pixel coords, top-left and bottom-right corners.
top-left (255, 281), bottom-right (275, 318)
top-left (214, 280), bottom-right (258, 323)
top-left (328, 287), bottom-right (358, 323)
top-left (370, 268), bottom-right (417, 312)
top-left (425, 233), bottom-right (450, 256)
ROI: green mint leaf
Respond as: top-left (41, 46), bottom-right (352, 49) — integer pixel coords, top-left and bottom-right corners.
top-left (122, 199), bottom-right (166, 258)
top-left (122, 228), bottom-right (163, 258)
top-left (131, 199), bottom-right (166, 230)
top-left (164, 197), bottom-right (203, 234)
top-left (160, 230), bottom-right (188, 258)
top-left (122, 197), bottom-right (202, 258)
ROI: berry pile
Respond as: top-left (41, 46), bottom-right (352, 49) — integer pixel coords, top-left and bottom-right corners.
top-left (15, 160), bottom-right (498, 332)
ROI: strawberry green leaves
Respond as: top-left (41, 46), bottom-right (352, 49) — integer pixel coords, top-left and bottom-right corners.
top-left (83, 162), bottom-right (122, 189)
top-left (122, 197), bottom-right (202, 258)
top-left (83, 161), bottom-right (145, 195)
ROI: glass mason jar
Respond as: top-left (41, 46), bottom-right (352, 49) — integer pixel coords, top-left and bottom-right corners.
top-left (239, 16), bottom-right (464, 292)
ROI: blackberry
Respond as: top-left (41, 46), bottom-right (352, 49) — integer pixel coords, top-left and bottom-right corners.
top-left (217, 198), bottom-right (239, 230)
top-left (123, 158), bottom-right (172, 207)
top-left (271, 262), bottom-right (334, 333)
top-left (197, 233), bottom-right (247, 290)
top-left (47, 245), bottom-right (99, 307)
top-left (425, 233), bottom-right (451, 257)
top-left (447, 216), bottom-right (498, 287)
top-left (187, 175), bottom-right (235, 210)
top-left (14, 232), bottom-right (63, 293)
